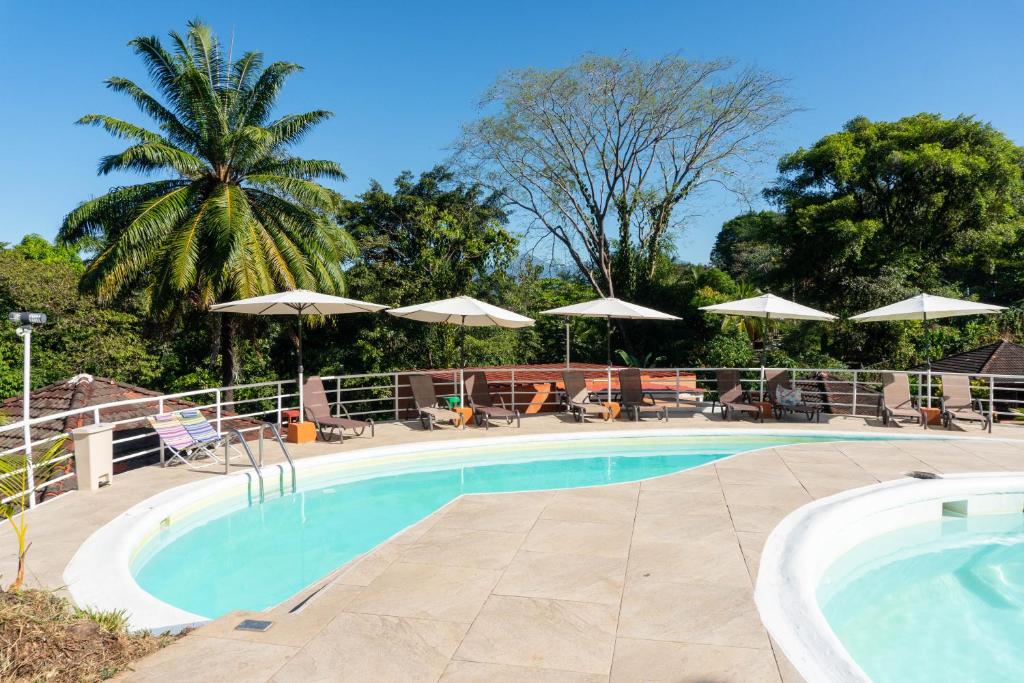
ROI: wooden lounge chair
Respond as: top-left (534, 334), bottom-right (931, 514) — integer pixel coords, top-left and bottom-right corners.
top-left (765, 369), bottom-right (821, 422)
top-left (940, 374), bottom-right (991, 431)
top-left (303, 376), bottom-right (374, 442)
top-left (714, 370), bottom-right (762, 422)
top-left (561, 370), bottom-right (611, 422)
top-left (618, 368), bottom-right (667, 422)
top-left (408, 373), bottom-right (464, 430)
top-left (878, 372), bottom-right (924, 427)
top-left (465, 371), bottom-right (520, 429)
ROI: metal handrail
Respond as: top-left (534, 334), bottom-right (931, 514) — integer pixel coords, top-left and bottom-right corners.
top-left (230, 428), bottom-right (265, 504)
top-left (265, 423), bottom-right (296, 495)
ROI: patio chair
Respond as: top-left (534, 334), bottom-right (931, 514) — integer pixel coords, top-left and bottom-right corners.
top-left (147, 412), bottom-right (220, 468)
top-left (408, 373), bottom-right (464, 430)
top-left (465, 371), bottom-right (520, 429)
top-left (561, 370), bottom-right (611, 422)
top-left (878, 372), bottom-right (925, 427)
top-left (303, 376), bottom-right (375, 442)
top-left (714, 370), bottom-right (762, 422)
top-left (940, 374), bottom-right (991, 431)
top-left (618, 368), bottom-right (667, 422)
top-left (765, 369), bottom-right (821, 422)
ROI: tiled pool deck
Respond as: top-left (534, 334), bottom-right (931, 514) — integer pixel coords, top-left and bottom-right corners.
top-left (4, 412), bottom-right (1023, 682)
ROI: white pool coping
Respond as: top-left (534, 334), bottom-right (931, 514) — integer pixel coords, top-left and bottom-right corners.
top-left (64, 428), bottom-right (987, 633)
top-left (755, 471), bottom-right (1024, 682)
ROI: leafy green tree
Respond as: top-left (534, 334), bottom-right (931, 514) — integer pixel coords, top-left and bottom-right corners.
top-left (713, 114), bottom-right (1024, 366)
top-left (0, 238), bottom-right (160, 398)
top-left (58, 21), bottom-right (354, 390)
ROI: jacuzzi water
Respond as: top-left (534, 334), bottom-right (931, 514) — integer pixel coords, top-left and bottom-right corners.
top-left (133, 433), bottom-right (891, 619)
top-left (819, 512), bottom-right (1024, 682)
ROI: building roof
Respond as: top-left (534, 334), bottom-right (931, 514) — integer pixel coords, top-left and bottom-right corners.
top-left (912, 340), bottom-right (1024, 376)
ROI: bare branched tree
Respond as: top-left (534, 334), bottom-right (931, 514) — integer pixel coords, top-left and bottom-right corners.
top-left (456, 53), bottom-right (794, 299)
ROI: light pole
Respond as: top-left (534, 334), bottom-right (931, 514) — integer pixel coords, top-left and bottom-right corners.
top-left (8, 312), bottom-right (46, 508)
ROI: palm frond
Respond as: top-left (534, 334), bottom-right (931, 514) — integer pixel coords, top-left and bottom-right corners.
top-left (266, 110), bottom-right (333, 147)
top-left (97, 142), bottom-right (207, 177)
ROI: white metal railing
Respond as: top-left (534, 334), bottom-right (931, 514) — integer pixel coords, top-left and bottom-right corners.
top-left (2, 365), bottom-right (1022, 509)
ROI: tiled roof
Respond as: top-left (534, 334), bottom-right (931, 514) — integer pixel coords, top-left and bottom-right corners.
top-left (912, 340), bottom-right (1024, 376)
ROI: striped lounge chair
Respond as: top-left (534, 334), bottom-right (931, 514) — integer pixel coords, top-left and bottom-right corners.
top-left (148, 412), bottom-right (221, 468)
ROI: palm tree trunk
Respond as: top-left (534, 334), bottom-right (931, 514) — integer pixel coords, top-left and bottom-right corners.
top-left (220, 315), bottom-right (236, 404)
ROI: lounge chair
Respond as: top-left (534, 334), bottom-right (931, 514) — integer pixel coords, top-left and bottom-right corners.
top-left (714, 370), bottom-right (762, 422)
top-left (465, 371), bottom-right (520, 429)
top-left (303, 376), bottom-right (375, 442)
top-left (408, 373), bottom-right (464, 430)
top-left (765, 369), bottom-right (821, 422)
top-left (148, 412), bottom-right (220, 468)
top-left (878, 372), bottom-right (925, 427)
top-left (618, 368), bottom-right (667, 422)
top-left (940, 374), bottom-right (991, 431)
top-left (562, 370), bottom-right (612, 422)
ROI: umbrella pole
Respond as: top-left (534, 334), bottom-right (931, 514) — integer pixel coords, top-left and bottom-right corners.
top-left (760, 312), bottom-right (768, 401)
top-left (297, 315), bottom-right (305, 421)
top-left (565, 317), bottom-right (571, 368)
top-left (924, 314), bottom-right (931, 408)
top-left (606, 317), bottom-right (611, 367)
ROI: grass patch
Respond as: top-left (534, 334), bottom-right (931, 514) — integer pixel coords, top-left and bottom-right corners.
top-left (0, 588), bottom-right (180, 681)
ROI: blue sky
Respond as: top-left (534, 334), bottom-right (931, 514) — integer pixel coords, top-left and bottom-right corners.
top-left (1, 0), bottom-right (1021, 263)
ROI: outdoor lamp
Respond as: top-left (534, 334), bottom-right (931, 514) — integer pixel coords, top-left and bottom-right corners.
top-left (8, 312), bottom-right (47, 327)
top-left (8, 310), bottom-right (46, 509)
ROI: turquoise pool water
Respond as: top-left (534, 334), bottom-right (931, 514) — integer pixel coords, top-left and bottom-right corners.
top-left (134, 434), bottom-right (888, 619)
top-left (820, 512), bottom-right (1024, 682)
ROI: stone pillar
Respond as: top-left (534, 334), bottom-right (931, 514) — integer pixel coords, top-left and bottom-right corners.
top-left (71, 423), bottom-right (114, 492)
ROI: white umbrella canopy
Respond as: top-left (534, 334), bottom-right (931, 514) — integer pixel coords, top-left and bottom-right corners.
top-left (541, 297), bottom-right (680, 367)
top-left (211, 290), bottom-right (388, 419)
top-left (849, 293), bottom-right (1005, 323)
top-left (699, 293), bottom-right (837, 322)
top-left (386, 295), bottom-right (534, 328)
top-left (387, 296), bottom-right (534, 369)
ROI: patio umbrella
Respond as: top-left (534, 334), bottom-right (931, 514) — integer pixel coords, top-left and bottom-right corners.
top-left (850, 293), bottom-right (1005, 405)
top-left (700, 293), bottom-right (837, 398)
top-left (540, 297), bottom-right (680, 367)
top-left (386, 295), bottom-right (534, 368)
top-left (211, 289), bottom-right (388, 419)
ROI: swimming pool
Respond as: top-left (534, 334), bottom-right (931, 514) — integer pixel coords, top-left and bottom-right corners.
top-left (67, 430), bottom-right (921, 631)
top-left (820, 512), bottom-right (1024, 682)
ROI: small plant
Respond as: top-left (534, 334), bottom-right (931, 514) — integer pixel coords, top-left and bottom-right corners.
top-left (73, 605), bottom-right (129, 634)
top-left (0, 436), bottom-right (68, 591)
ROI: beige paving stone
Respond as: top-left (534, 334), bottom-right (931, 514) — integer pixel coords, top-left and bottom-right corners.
top-left (441, 659), bottom-right (608, 682)
top-left (626, 538), bottom-right (750, 587)
top-left (631, 512), bottom-right (734, 543)
top-left (639, 468), bottom-right (721, 491)
top-left (270, 612), bottom-right (467, 682)
top-left (389, 512), bottom-right (446, 544)
top-left (495, 550), bottom-right (626, 605)
top-left (726, 503), bottom-right (799, 535)
top-left (541, 486), bottom-right (640, 525)
top-left (635, 489), bottom-right (726, 516)
top-left (720, 483), bottom-right (812, 508)
top-left (399, 525), bottom-right (526, 570)
top-left (344, 561), bottom-right (499, 623)
top-left (523, 519), bottom-right (633, 559)
top-left (736, 531), bottom-right (768, 579)
top-left (455, 595), bottom-right (618, 675)
top-left (435, 491), bottom-right (553, 532)
top-left (799, 476), bottom-right (880, 499)
top-left (610, 637), bottom-right (781, 682)
top-left (120, 636), bottom-right (297, 682)
top-left (715, 463), bottom-right (802, 488)
top-left (330, 542), bottom-right (404, 586)
top-left (618, 580), bottom-right (769, 649)
top-left (770, 638), bottom-right (807, 683)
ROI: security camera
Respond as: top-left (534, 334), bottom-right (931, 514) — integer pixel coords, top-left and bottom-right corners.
top-left (7, 312), bottom-right (47, 325)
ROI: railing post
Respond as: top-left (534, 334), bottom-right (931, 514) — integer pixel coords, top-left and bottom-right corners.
top-left (459, 368), bottom-right (465, 410)
top-left (393, 373), bottom-right (400, 422)
top-left (511, 369), bottom-right (516, 411)
top-left (335, 377), bottom-right (342, 417)
top-left (675, 368), bottom-right (681, 410)
top-left (989, 376), bottom-right (995, 433)
top-left (851, 370), bottom-right (858, 417)
top-left (606, 366), bottom-right (612, 403)
top-left (158, 398), bottom-right (165, 467)
top-left (276, 383), bottom-right (283, 428)
top-left (215, 389), bottom-right (223, 435)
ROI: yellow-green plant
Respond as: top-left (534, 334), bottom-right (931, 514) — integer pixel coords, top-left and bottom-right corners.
top-left (0, 436), bottom-right (67, 591)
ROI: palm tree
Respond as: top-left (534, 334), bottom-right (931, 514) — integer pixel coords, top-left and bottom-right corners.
top-left (719, 280), bottom-right (766, 344)
top-left (59, 21), bottom-right (353, 388)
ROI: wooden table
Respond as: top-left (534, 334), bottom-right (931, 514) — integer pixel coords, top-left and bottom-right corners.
top-left (281, 409), bottom-right (301, 426)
